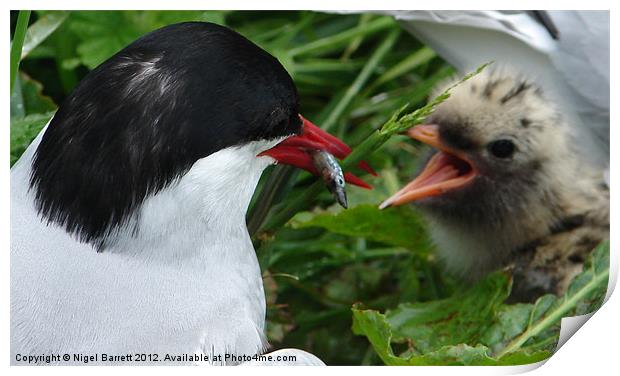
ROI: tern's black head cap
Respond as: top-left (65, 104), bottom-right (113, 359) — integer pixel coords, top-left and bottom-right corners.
top-left (30, 22), bottom-right (301, 248)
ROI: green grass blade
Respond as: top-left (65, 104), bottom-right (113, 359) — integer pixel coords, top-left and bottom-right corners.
top-left (294, 58), bottom-right (365, 74)
top-left (340, 13), bottom-right (373, 61)
top-left (287, 17), bottom-right (395, 58)
top-left (365, 47), bottom-right (436, 94)
top-left (322, 29), bottom-right (400, 132)
top-left (10, 10), bottom-right (31, 94)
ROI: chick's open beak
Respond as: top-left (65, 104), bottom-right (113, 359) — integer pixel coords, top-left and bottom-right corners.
top-left (259, 115), bottom-right (375, 189)
top-left (379, 124), bottom-right (477, 209)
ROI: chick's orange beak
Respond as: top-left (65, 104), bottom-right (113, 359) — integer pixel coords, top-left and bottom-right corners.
top-left (259, 115), bottom-right (375, 189)
top-left (379, 124), bottom-right (477, 209)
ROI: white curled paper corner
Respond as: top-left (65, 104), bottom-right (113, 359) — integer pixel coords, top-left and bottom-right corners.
top-left (554, 240), bottom-right (616, 352)
top-left (555, 313), bottom-right (595, 351)
top-left (521, 314), bottom-right (598, 373)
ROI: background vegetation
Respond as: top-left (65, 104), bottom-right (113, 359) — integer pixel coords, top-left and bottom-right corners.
top-left (10, 10), bottom-right (609, 365)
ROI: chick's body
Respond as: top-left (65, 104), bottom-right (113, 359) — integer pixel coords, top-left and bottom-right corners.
top-left (393, 69), bottom-right (609, 302)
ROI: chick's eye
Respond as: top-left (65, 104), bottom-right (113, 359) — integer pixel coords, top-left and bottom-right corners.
top-left (488, 139), bottom-right (516, 159)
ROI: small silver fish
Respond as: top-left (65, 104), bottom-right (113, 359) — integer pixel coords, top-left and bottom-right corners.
top-left (311, 150), bottom-right (348, 208)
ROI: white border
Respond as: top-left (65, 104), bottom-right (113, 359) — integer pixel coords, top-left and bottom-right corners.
top-left (3, 2), bottom-right (618, 374)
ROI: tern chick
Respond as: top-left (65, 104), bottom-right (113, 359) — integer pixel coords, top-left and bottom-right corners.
top-left (381, 68), bottom-right (609, 302)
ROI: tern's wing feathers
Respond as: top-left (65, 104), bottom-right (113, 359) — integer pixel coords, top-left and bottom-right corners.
top-left (379, 10), bottom-right (609, 168)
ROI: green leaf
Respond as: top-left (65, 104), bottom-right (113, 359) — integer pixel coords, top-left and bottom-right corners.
top-left (69, 12), bottom-right (136, 69)
top-left (352, 303), bottom-right (549, 365)
top-left (480, 295), bottom-right (558, 354)
top-left (12, 72), bottom-right (57, 121)
top-left (495, 241), bottom-right (610, 358)
top-left (386, 272), bottom-right (511, 352)
top-left (291, 204), bottom-right (429, 251)
top-left (352, 305), bottom-right (405, 365)
top-left (17, 73), bottom-right (57, 116)
top-left (410, 344), bottom-right (548, 366)
top-left (11, 112), bottom-right (55, 166)
top-left (353, 242), bottom-right (609, 365)
top-left (68, 11), bottom-right (227, 69)
top-left (21, 11), bottom-right (69, 59)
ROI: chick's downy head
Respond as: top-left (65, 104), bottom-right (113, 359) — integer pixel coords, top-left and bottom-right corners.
top-left (382, 68), bottom-right (595, 277)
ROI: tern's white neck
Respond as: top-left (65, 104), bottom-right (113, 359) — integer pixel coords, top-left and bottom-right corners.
top-left (104, 141), bottom-right (277, 265)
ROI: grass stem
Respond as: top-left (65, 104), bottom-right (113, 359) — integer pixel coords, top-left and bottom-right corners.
top-left (287, 17), bottom-right (395, 58)
top-left (323, 29), bottom-right (400, 132)
top-left (10, 10), bottom-right (31, 94)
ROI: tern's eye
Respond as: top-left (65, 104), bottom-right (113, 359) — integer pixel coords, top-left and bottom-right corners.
top-left (487, 139), bottom-right (516, 159)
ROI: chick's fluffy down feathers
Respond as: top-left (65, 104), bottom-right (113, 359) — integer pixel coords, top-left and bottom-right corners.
top-left (419, 67), bottom-right (608, 302)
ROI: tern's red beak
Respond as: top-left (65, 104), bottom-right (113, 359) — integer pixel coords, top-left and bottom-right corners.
top-left (259, 115), bottom-right (375, 189)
